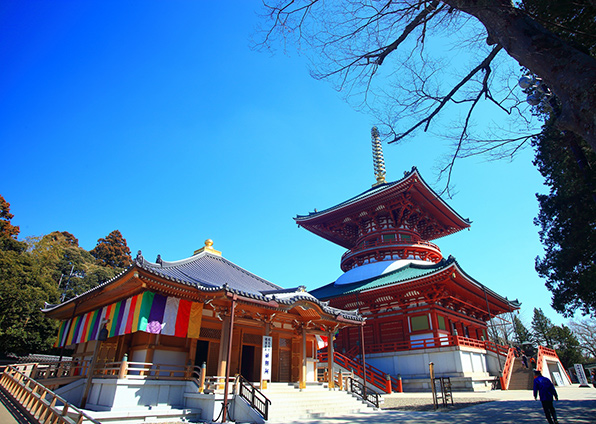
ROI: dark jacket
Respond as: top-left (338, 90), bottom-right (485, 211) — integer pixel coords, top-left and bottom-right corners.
top-left (533, 375), bottom-right (558, 402)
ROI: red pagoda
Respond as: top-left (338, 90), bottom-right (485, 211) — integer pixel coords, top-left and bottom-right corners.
top-left (301, 128), bottom-right (520, 391)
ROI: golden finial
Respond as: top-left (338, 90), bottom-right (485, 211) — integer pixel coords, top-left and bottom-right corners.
top-left (193, 239), bottom-right (222, 256)
top-left (371, 126), bottom-right (386, 186)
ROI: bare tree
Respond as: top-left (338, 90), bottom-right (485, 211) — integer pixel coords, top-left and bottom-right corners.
top-left (568, 318), bottom-right (596, 359)
top-left (258, 0), bottom-right (596, 192)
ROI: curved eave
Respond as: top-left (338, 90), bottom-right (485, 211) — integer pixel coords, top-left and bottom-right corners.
top-left (43, 261), bottom-right (364, 325)
top-left (311, 257), bottom-right (519, 316)
top-left (294, 168), bottom-right (471, 248)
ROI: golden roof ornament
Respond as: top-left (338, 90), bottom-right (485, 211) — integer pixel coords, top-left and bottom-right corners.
top-left (371, 126), bottom-right (386, 187)
top-left (193, 239), bottom-right (222, 256)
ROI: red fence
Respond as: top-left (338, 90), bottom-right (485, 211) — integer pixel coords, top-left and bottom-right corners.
top-left (318, 351), bottom-right (397, 393)
top-left (346, 335), bottom-right (510, 357)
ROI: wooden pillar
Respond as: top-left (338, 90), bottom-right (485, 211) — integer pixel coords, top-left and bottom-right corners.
top-left (360, 323), bottom-right (367, 397)
top-left (327, 330), bottom-right (335, 389)
top-left (217, 316), bottom-right (231, 378)
top-left (222, 298), bottom-right (236, 423)
top-left (430, 310), bottom-right (440, 341)
top-left (299, 326), bottom-right (306, 389)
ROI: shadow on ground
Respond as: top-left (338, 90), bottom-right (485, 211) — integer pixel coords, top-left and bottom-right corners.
top-left (277, 399), bottom-right (596, 424)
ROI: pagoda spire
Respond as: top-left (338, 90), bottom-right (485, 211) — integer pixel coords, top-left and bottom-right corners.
top-left (371, 126), bottom-right (386, 186)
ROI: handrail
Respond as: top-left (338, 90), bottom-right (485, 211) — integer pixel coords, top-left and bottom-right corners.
top-left (500, 347), bottom-right (516, 390)
top-left (347, 377), bottom-right (379, 408)
top-left (0, 364), bottom-right (101, 424)
top-left (341, 238), bottom-right (441, 261)
top-left (236, 375), bottom-right (271, 420)
top-left (345, 335), bottom-right (511, 357)
top-left (319, 351), bottom-right (394, 393)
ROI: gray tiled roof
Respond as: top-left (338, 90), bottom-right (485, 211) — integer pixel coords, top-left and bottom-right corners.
top-left (138, 251), bottom-right (282, 295)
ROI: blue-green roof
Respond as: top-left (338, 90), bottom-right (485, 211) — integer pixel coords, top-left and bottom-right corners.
top-left (310, 258), bottom-right (453, 300)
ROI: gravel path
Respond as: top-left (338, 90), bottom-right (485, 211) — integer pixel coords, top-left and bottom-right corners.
top-left (381, 396), bottom-right (495, 412)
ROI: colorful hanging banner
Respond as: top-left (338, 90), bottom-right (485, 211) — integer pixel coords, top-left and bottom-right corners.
top-left (53, 291), bottom-right (204, 348)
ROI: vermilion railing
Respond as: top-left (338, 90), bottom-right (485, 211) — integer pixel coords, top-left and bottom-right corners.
top-left (536, 346), bottom-right (559, 373)
top-left (499, 347), bottom-right (515, 390)
top-left (318, 351), bottom-right (395, 393)
top-left (345, 335), bottom-right (510, 357)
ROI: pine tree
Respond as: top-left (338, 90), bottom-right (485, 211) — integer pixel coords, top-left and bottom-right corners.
top-left (531, 308), bottom-right (555, 348)
top-left (90, 230), bottom-right (132, 269)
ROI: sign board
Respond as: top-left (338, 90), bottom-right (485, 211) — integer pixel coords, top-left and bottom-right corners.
top-left (261, 336), bottom-right (272, 381)
top-left (552, 372), bottom-right (563, 386)
top-left (574, 363), bottom-right (589, 387)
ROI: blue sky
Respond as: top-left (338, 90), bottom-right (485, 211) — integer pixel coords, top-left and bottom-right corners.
top-left (0, 1), bottom-right (564, 327)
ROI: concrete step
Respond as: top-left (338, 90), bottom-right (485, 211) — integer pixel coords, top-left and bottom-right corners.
top-left (263, 383), bottom-right (376, 422)
top-left (79, 407), bottom-right (202, 424)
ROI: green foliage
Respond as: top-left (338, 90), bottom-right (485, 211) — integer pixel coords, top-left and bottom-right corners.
top-left (520, 0), bottom-right (596, 58)
top-left (523, 0), bottom-right (596, 317)
top-left (0, 195), bottom-right (127, 355)
top-left (90, 230), bottom-right (132, 269)
top-left (551, 324), bottom-right (584, 367)
top-left (531, 308), bottom-right (555, 348)
top-left (533, 125), bottom-right (596, 316)
top-left (512, 315), bottom-right (535, 355)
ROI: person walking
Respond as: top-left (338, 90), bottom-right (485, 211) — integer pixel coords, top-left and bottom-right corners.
top-left (533, 370), bottom-right (559, 424)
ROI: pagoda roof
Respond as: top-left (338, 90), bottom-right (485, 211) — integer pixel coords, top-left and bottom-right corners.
top-left (310, 256), bottom-right (520, 313)
top-left (43, 250), bottom-right (363, 324)
top-left (295, 167), bottom-right (471, 248)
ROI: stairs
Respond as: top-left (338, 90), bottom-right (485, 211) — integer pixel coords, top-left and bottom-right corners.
top-left (507, 357), bottom-right (534, 390)
top-left (263, 382), bottom-right (377, 422)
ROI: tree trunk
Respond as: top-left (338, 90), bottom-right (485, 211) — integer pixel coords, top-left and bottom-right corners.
top-left (445, 0), bottom-right (596, 152)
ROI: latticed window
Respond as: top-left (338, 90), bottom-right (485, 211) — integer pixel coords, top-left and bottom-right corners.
top-left (242, 333), bottom-right (262, 345)
top-left (200, 327), bottom-right (222, 340)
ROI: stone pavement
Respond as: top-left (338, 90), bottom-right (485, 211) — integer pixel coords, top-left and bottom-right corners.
top-left (0, 384), bottom-right (594, 424)
top-left (272, 385), bottom-right (596, 424)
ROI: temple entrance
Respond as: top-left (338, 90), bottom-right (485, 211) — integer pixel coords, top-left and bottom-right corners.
top-left (241, 345), bottom-right (256, 381)
top-left (279, 348), bottom-right (291, 382)
top-left (194, 340), bottom-right (209, 367)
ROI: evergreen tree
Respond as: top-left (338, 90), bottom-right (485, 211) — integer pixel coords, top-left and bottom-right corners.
top-left (531, 308), bottom-right (555, 348)
top-left (533, 126), bottom-right (596, 316)
top-left (90, 230), bottom-right (132, 269)
top-left (525, 0), bottom-right (596, 317)
top-left (551, 324), bottom-right (584, 368)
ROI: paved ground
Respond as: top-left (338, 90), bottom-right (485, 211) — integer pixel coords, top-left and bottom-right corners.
top-left (1, 384), bottom-right (594, 423)
top-left (273, 385), bottom-right (596, 424)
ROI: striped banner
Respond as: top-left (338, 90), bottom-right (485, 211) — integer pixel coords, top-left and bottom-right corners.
top-left (53, 291), bottom-right (204, 348)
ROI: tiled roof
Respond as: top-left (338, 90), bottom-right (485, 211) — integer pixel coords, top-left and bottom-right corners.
top-left (138, 251), bottom-right (282, 295)
top-left (295, 167), bottom-right (470, 226)
top-left (310, 259), bottom-right (452, 300)
top-left (310, 256), bottom-right (521, 310)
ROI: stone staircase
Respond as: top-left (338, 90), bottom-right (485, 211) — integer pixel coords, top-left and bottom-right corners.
top-left (507, 357), bottom-right (534, 390)
top-left (263, 382), bottom-right (377, 423)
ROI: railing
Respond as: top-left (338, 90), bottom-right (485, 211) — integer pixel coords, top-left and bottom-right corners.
top-left (499, 347), bottom-right (516, 390)
top-left (319, 351), bottom-right (395, 393)
top-left (0, 364), bottom-right (100, 424)
top-left (341, 238), bottom-right (441, 262)
top-left (95, 360), bottom-right (193, 380)
top-left (236, 375), bottom-right (271, 420)
top-left (345, 335), bottom-right (511, 357)
top-left (347, 377), bottom-right (379, 408)
top-left (9, 361), bottom-right (91, 383)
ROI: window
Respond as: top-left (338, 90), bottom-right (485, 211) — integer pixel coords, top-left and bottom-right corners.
top-left (437, 315), bottom-right (446, 330)
top-left (383, 234), bottom-right (396, 242)
top-left (400, 234), bottom-right (411, 242)
top-left (411, 315), bottom-right (430, 331)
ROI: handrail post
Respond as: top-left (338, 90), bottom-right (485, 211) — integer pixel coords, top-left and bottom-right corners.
top-left (118, 354), bottom-right (128, 379)
top-left (199, 362), bottom-right (207, 393)
top-left (384, 374), bottom-right (392, 394)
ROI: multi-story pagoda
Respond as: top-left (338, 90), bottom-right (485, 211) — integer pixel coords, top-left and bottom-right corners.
top-left (301, 128), bottom-right (520, 391)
